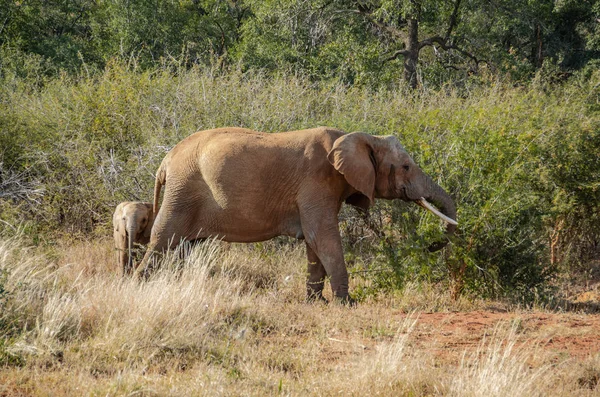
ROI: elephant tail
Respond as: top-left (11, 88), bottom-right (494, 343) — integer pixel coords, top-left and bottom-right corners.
top-left (153, 162), bottom-right (167, 216)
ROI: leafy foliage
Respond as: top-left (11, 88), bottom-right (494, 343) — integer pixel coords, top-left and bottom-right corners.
top-left (1, 0), bottom-right (599, 86)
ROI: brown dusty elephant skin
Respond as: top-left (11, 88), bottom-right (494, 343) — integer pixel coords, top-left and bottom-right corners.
top-left (136, 127), bottom-right (457, 303)
top-left (113, 201), bottom-right (153, 276)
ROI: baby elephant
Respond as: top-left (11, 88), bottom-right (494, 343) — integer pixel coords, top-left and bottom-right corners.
top-left (113, 201), bottom-right (153, 276)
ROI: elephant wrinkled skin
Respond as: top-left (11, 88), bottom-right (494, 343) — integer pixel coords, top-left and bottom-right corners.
top-left (113, 201), bottom-right (153, 276)
top-left (137, 127), bottom-right (457, 303)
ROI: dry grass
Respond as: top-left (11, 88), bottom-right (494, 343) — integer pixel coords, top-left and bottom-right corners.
top-left (0, 236), bottom-right (599, 396)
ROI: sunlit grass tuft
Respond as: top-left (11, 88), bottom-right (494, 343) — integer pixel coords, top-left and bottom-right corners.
top-left (448, 325), bottom-right (550, 397)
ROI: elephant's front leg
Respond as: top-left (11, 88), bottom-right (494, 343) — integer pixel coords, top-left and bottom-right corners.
top-left (301, 210), bottom-right (354, 304)
top-left (306, 242), bottom-right (328, 303)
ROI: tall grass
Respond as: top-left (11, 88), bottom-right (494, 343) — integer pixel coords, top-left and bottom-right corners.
top-left (449, 325), bottom-right (550, 397)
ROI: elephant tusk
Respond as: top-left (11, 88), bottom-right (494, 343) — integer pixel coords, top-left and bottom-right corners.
top-left (417, 198), bottom-right (458, 226)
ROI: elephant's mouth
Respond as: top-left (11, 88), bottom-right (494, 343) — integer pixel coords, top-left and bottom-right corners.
top-left (416, 198), bottom-right (458, 226)
top-left (399, 185), bottom-right (412, 201)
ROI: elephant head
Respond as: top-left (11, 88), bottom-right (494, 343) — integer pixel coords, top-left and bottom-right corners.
top-left (328, 132), bottom-right (457, 251)
top-left (113, 201), bottom-right (154, 275)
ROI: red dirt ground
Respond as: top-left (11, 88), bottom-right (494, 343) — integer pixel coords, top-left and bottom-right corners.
top-left (404, 309), bottom-right (600, 364)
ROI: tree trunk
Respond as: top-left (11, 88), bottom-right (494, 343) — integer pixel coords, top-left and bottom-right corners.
top-left (404, 18), bottom-right (420, 89)
top-left (534, 23), bottom-right (543, 69)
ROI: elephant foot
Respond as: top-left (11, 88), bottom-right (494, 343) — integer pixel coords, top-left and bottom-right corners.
top-left (133, 263), bottom-right (153, 281)
top-left (334, 294), bottom-right (356, 307)
top-left (306, 290), bottom-right (329, 304)
top-left (133, 251), bottom-right (161, 281)
top-left (306, 280), bottom-right (328, 304)
top-left (122, 263), bottom-right (135, 277)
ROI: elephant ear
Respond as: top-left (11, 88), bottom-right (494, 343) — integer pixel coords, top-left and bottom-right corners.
top-left (144, 203), bottom-right (153, 219)
top-left (327, 132), bottom-right (376, 206)
top-left (113, 203), bottom-right (123, 233)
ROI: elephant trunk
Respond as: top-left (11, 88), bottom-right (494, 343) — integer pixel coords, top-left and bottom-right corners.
top-left (127, 219), bottom-right (137, 273)
top-left (420, 175), bottom-right (457, 252)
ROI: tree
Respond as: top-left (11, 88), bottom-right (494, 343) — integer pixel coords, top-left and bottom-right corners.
top-left (0, 0), bottom-right (100, 72)
top-left (465, 0), bottom-right (600, 79)
top-left (0, 0), bottom-right (249, 74)
top-left (1, 0), bottom-right (598, 84)
top-left (235, 0), bottom-right (484, 87)
top-left (359, 0), bottom-right (484, 88)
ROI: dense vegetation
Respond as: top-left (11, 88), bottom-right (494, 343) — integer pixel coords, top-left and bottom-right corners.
top-left (1, 61), bottom-right (599, 302)
top-left (1, 0), bottom-right (600, 85)
top-left (1, 0), bottom-right (600, 303)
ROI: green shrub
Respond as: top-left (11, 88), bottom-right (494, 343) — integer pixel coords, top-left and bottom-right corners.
top-left (1, 59), bottom-right (599, 302)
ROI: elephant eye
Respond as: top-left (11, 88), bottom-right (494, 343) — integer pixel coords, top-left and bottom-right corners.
top-left (403, 164), bottom-right (410, 171)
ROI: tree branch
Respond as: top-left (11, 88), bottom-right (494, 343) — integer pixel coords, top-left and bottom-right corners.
top-left (368, 0), bottom-right (488, 72)
top-left (383, 49), bottom-right (410, 63)
top-left (445, 0), bottom-right (462, 41)
top-left (418, 36), bottom-right (487, 69)
top-left (0, 163), bottom-right (44, 204)
top-left (353, 7), bottom-right (405, 40)
top-left (418, 35), bottom-right (447, 50)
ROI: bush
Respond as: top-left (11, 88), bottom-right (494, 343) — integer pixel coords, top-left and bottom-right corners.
top-left (1, 59), bottom-right (599, 302)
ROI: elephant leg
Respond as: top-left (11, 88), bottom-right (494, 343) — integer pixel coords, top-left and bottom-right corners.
top-left (135, 224), bottom-right (171, 278)
top-left (136, 249), bottom-right (155, 279)
top-left (306, 242), bottom-right (328, 303)
top-left (182, 238), bottom-right (206, 252)
top-left (134, 209), bottom-right (203, 278)
top-left (175, 238), bottom-right (206, 264)
top-left (300, 209), bottom-right (354, 305)
top-left (124, 235), bottom-right (135, 276)
top-left (135, 232), bottom-right (178, 278)
top-left (114, 227), bottom-right (128, 277)
top-left (123, 252), bottom-right (131, 276)
top-left (125, 253), bottom-right (134, 276)
top-left (118, 249), bottom-right (128, 277)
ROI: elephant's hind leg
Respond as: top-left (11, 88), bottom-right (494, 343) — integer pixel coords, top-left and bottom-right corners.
top-left (135, 245), bottom-right (158, 279)
top-left (134, 233), bottom-right (180, 278)
top-left (133, 208), bottom-right (205, 278)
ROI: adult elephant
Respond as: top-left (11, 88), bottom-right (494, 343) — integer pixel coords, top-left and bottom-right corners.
top-left (136, 127), bottom-right (457, 303)
top-left (113, 201), bottom-right (153, 276)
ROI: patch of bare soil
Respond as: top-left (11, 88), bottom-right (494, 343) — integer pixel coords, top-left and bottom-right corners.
top-left (401, 309), bottom-right (600, 364)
